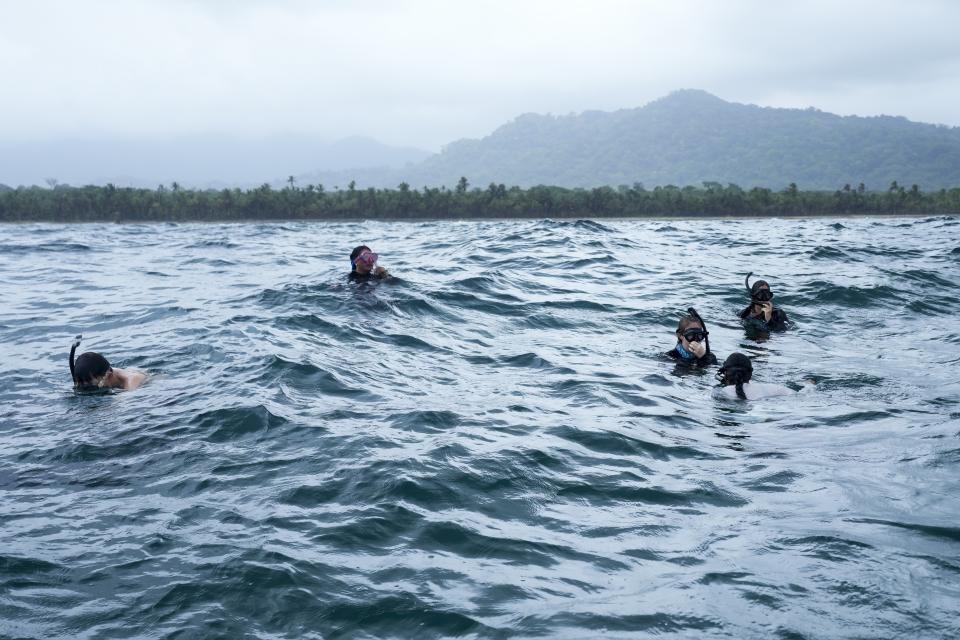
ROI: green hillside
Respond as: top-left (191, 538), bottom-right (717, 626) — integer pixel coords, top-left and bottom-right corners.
top-left (326, 90), bottom-right (960, 190)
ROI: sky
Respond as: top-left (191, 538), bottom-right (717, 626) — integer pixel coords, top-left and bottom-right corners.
top-left (1, 0), bottom-right (959, 151)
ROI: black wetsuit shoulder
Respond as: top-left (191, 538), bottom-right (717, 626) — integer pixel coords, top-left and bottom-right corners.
top-left (348, 271), bottom-right (385, 282)
top-left (768, 308), bottom-right (788, 329)
top-left (666, 347), bottom-right (717, 366)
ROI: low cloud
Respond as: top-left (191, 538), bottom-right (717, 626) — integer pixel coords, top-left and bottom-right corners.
top-left (0, 0), bottom-right (957, 150)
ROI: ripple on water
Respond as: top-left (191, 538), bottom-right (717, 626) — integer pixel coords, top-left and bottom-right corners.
top-left (1, 218), bottom-right (959, 638)
top-left (191, 404), bottom-right (290, 442)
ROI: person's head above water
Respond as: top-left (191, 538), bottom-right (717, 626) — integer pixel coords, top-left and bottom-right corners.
top-left (69, 335), bottom-right (119, 390)
top-left (350, 245), bottom-right (379, 275)
top-left (676, 314), bottom-right (705, 336)
top-left (676, 314), bottom-right (706, 347)
top-left (673, 308), bottom-right (711, 360)
top-left (74, 352), bottom-right (112, 386)
top-left (745, 272), bottom-right (774, 303)
top-left (717, 352), bottom-right (753, 399)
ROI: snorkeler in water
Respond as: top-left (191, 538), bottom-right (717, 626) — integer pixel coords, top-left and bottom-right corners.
top-left (714, 352), bottom-right (800, 400)
top-left (739, 273), bottom-right (789, 331)
top-left (665, 307), bottom-right (718, 366)
top-left (69, 335), bottom-right (147, 391)
top-left (348, 245), bottom-right (389, 280)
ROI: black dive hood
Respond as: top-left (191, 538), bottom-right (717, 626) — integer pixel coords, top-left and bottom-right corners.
top-left (745, 272), bottom-right (773, 302)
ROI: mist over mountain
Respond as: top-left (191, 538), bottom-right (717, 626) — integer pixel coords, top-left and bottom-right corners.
top-left (0, 135), bottom-right (431, 189)
top-left (304, 90), bottom-right (960, 191)
top-left (5, 91), bottom-right (959, 192)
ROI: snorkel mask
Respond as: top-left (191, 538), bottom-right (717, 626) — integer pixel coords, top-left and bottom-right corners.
top-left (715, 363), bottom-right (745, 383)
top-left (745, 272), bottom-right (773, 302)
top-left (715, 360), bottom-right (751, 384)
top-left (715, 365), bottom-right (734, 383)
top-left (352, 249), bottom-right (379, 271)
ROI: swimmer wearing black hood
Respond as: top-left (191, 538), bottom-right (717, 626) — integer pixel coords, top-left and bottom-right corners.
top-left (69, 335), bottom-right (146, 391)
top-left (665, 308), bottom-right (718, 366)
top-left (714, 352), bottom-right (797, 400)
top-left (739, 273), bottom-right (788, 331)
top-left (348, 245), bottom-right (389, 280)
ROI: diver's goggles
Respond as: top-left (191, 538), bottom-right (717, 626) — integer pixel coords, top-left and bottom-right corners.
top-left (353, 250), bottom-right (379, 269)
top-left (751, 289), bottom-right (773, 302)
top-left (682, 328), bottom-right (708, 343)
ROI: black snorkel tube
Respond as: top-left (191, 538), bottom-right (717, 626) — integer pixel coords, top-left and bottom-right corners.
top-left (686, 307), bottom-right (710, 360)
top-left (745, 272), bottom-right (755, 295)
top-left (69, 334), bottom-right (82, 386)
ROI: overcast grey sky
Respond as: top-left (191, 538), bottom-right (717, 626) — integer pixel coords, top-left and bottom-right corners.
top-left (1, 0), bottom-right (958, 150)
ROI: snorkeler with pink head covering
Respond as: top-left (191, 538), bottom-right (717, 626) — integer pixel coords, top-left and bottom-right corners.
top-left (349, 245), bottom-right (389, 279)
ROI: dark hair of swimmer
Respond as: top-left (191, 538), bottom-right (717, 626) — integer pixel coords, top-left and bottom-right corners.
top-left (69, 336), bottom-right (112, 388)
top-left (718, 352), bottom-right (753, 400)
top-left (745, 272), bottom-right (773, 302)
top-left (350, 245), bottom-right (371, 272)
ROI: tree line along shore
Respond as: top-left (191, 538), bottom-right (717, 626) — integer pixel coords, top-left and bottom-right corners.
top-left (1, 179), bottom-right (959, 222)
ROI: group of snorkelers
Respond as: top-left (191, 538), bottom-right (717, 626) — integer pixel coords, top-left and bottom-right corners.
top-left (70, 247), bottom-right (795, 400)
top-left (665, 273), bottom-right (799, 400)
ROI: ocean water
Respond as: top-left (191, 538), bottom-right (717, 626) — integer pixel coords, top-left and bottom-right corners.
top-left (1, 217), bottom-right (959, 639)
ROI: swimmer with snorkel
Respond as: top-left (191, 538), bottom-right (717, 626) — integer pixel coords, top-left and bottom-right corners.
top-left (739, 273), bottom-right (789, 331)
top-left (348, 245), bottom-right (389, 280)
top-left (715, 352), bottom-right (814, 400)
top-left (70, 335), bottom-right (146, 391)
top-left (665, 307), bottom-right (718, 366)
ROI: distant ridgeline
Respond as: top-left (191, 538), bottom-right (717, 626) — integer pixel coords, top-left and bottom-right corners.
top-left (296, 89), bottom-right (960, 191)
top-left (4, 89), bottom-right (960, 221)
top-left (1, 180), bottom-right (959, 221)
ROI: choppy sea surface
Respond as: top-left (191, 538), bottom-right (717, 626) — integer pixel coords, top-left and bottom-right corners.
top-left (1, 217), bottom-right (959, 639)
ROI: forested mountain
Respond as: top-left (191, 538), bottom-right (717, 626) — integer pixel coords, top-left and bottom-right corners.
top-left (306, 90), bottom-right (960, 190)
top-left (7, 91), bottom-right (959, 192)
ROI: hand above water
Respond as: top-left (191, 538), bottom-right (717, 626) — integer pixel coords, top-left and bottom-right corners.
top-left (757, 302), bottom-right (773, 321)
top-left (688, 341), bottom-right (707, 358)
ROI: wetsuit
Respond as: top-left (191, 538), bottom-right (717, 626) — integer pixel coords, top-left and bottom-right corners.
top-left (347, 271), bottom-right (387, 283)
top-left (739, 304), bottom-right (789, 331)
